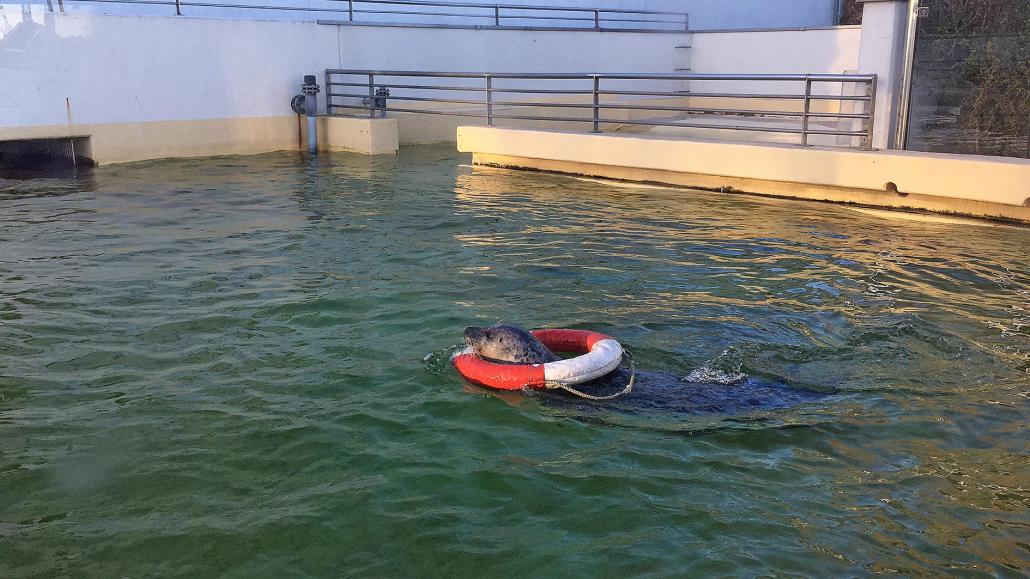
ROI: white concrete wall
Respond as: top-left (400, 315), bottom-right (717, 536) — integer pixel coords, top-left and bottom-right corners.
top-left (0, 11), bottom-right (689, 158)
top-left (10, 0), bottom-right (839, 30)
top-left (0, 11), bottom-right (685, 129)
top-left (335, 24), bottom-right (686, 73)
top-left (0, 10), bottom-right (340, 127)
top-left (689, 26), bottom-right (862, 92)
top-left (856, 0), bottom-right (908, 149)
top-left (0, 9), bottom-right (880, 162)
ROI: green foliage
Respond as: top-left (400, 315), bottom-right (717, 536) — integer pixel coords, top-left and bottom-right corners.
top-left (921, 0), bottom-right (1029, 36)
top-left (838, 0), bottom-right (863, 26)
top-left (921, 0), bottom-right (1030, 156)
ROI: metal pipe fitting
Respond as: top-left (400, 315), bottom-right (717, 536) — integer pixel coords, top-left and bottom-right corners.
top-left (301, 74), bottom-right (319, 154)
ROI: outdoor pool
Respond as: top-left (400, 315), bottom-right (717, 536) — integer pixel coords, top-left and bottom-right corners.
top-left (1, 145), bottom-right (1027, 575)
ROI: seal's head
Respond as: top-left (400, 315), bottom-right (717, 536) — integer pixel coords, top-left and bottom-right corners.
top-left (463, 325), bottom-right (560, 365)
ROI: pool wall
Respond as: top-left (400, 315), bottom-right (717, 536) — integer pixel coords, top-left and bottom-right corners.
top-left (1, 11), bottom-right (688, 163)
top-left (3, 9), bottom-right (880, 163)
top-left (36, 0), bottom-right (840, 30)
top-left (457, 126), bottom-right (1030, 223)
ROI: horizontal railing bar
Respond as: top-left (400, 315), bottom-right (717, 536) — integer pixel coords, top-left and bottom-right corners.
top-left (595, 103), bottom-right (869, 118)
top-left (329, 71), bottom-right (591, 79)
top-left (328, 82), bottom-right (595, 96)
top-left (326, 108), bottom-right (868, 138)
top-left (486, 88), bottom-right (595, 95)
top-left (489, 113), bottom-right (599, 123)
top-left (333, 104), bottom-right (486, 117)
top-left (598, 89), bottom-right (871, 101)
top-left (325, 83), bottom-right (865, 100)
top-left (348, 9), bottom-right (634, 23)
top-left (330, 95), bottom-right (588, 108)
top-left (595, 118), bottom-right (868, 136)
top-left (329, 94), bottom-right (870, 120)
top-left (350, 10), bottom-right (685, 24)
top-left (326, 70), bottom-right (875, 82)
top-left (352, 8), bottom-right (501, 19)
top-left (601, 118), bottom-right (807, 133)
top-left (318, 20), bottom-right (686, 32)
top-left (342, 0), bottom-right (688, 17)
top-left (327, 92), bottom-right (869, 120)
top-left (363, 94), bottom-right (488, 105)
top-left (328, 92), bottom-right (378, 99)
top-left (64, 0), bottom-right (177, 4)
top-left (484, 100), bottom-right (592, 108)
top-left (490, 115), bottom-right (867, 136)
top-left (331, 82), bottom-right (486, 92)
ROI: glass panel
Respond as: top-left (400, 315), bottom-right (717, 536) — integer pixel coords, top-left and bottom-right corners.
top-left (905, 0), bottom-right (1029, 158)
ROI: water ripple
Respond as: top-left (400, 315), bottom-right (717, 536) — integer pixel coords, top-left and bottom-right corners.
top-left (0, 147), bottom-right (1027, 575)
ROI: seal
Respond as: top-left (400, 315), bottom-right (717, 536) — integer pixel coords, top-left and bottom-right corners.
top-left (460, 324), bottom-right (832, 416)
top-left (463, 325), bottom-right (559, 364)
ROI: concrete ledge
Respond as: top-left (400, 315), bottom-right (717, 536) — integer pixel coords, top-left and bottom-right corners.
top-left (456, 126), bottom-right (1030, 222)
top-left (319, 117), bottom-right (399, 155)
top-left (1, 116), bottom-right (302, 165)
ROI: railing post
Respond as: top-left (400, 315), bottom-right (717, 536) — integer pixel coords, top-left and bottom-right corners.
top-left (801, 76), bottom-right (812, 146)
top-left (486, 75), bottom-right (493, 126)
top-left (175, 0), bottom-right (181, 16)
top-left (494, 6), bottom-right (500, 27)
top-left (57, 0), bottom-right (64, 13)
top-left (325, 71), bottom-right (333, 115)
top-left (862, 75), bottom-right (877, 150)
top-left (594, 10), bottom-right (600, 30)
top-left (684, 13), bottom-right (689, 31)
top-left (592, 76), bottom-right (600, 133)
top-left (368, 73), bottom-right (376, 119)
top-left (348, 0), bottom-right (353, 21)
top-left (45, 0), bottom-right (53, 12)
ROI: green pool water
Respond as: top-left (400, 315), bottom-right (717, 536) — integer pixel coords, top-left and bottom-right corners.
top-left (1, 146), bottom-right (1027, 576)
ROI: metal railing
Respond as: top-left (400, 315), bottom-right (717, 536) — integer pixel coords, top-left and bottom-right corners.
top-left (45, 0), bottom-right (689, 32)
top-left (325, 70), bottom-right (878, 148)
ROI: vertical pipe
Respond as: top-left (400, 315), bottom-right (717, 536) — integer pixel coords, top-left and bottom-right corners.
top-left (801, 77), bottom-right (812, 146)
top-left (893, 0), bottom-right (920, 149)
top-left (494, 6), bottom-right (500, 26)
top-left (592, 76), bottom-right (600, 133)
top-left (303, 75), bottom-right (318, 154)
top-left (368, 73), bottom-right (375, 119)
top-left (348, 0), bottom-right (353, 21)
top-left (486, 75), bottom-right (493, 126)
top-left (175, 0), bottom-right (181, 16)
top-left (863, 75), bottom-right (877, 149)
top-left (307, 116), bottom-right (317, 153)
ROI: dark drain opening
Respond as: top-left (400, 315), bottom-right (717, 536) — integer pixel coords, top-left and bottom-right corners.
top-left (0, 137), bottom-right (95, 178)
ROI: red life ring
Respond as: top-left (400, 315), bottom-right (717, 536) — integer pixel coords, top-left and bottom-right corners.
top-left (452, 329), bottom-right (624, 391)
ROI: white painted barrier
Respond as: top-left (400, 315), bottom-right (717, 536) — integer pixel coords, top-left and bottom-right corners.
top-left (9, 0), bottom-right (840, 29)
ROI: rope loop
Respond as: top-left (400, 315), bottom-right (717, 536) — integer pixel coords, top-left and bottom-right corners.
top-left (544, 349), bottom-right (635, 401)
